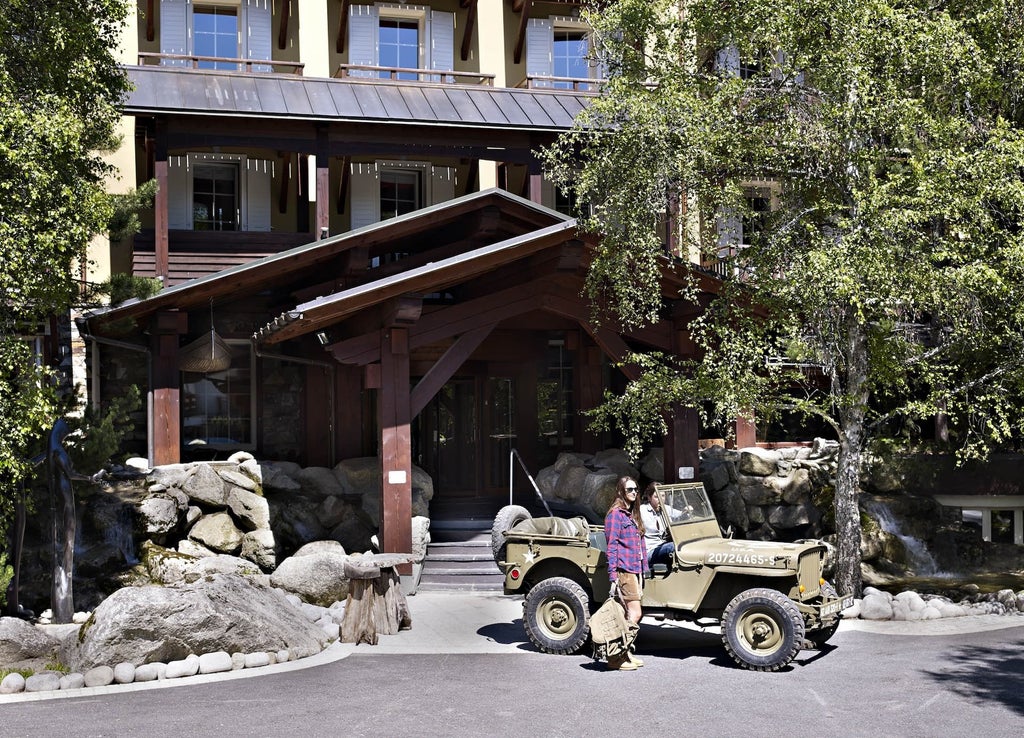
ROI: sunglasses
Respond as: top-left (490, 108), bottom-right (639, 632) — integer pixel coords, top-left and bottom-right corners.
top-left (625, 486), bottom-right (638, 492)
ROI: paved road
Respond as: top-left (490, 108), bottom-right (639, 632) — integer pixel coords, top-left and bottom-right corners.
top-left (5, 620), bottom-right (1023, 737)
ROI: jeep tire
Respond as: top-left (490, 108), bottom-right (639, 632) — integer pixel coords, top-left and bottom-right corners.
top-left (722, 587), bottom-right (805, 671)
top-left (523, 577), bottom-right (591, 654)
top-left (491, 505), bottom-right (532, 564)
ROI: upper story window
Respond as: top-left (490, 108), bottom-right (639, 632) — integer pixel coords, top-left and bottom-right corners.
top-left (380, 169), bottom-right (421, 220)
top-left (193, 5), bottom-right (239, 69)
top-left (160, 0), bottom-right (271, 71)
top-left (166, 153), bottom-right (272, 232)
top-left (716, 46), bottom-right (804, 85)
top-left (526, 17), bottom-right (601, 90)
top-left (347, 4), bottom-right (454, 81)
top-left (349, 160), bottom-right (456, 233)
top-left (192, 162), bottom-right (239, 231)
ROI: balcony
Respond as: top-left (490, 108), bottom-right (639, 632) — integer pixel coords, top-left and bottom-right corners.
top-left (137, 52), bottom-right (304, 75)
top-left (514, 75), bottom-right (602, 93)
top-left (335, 64), bottom-right (495, 86)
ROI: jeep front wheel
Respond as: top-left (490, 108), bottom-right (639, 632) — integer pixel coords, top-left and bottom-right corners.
top-left (722, 588), bottom-right (805, 671)
top-left (523, 577), bottom-right (590, 655)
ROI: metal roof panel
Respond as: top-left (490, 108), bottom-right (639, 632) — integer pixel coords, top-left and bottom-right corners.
top-left (351, 84), bottom-right (388, 119)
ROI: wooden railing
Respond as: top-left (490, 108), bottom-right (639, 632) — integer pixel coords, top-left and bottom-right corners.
top-left (137, 52), bottom-right (304, 75)
top-left (514, 75), bottom-right (603, 92)
top-left (334, 64), bottom-right (495, 85)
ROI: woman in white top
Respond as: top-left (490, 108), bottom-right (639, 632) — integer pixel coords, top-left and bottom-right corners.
top-left (640, 483), bottom-right (675, 569)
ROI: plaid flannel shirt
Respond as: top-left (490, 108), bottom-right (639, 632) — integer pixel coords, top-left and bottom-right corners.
top-left (604, 507), bottom-right (644, 582)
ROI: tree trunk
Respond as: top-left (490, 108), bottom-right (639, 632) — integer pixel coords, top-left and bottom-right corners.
top-left (833, 312), bottom-right (869, 597)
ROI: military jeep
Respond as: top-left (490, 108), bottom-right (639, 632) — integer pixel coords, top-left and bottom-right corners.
top-left (492, 482), bottom-right (853, 671)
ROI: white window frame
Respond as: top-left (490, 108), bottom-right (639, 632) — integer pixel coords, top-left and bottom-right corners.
top-left (349, 159), bottom-right (457, 230)
top-left (348, 4), bottom-right (454, 79)
top-left (527, 16), bottom-right (600, 89)
top-left (160, 0), bottom-right (272, 70)
top-left (167, 153), bottom-right (273, 232)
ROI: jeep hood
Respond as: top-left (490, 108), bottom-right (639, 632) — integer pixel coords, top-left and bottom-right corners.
top-left (677, 538), bottom-right (826, 570)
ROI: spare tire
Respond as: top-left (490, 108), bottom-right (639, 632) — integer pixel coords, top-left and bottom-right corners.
top-left (491, 505), bottom-right (532, 564)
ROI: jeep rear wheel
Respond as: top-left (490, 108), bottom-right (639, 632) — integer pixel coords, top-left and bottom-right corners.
top-left (722, 588), bottom-right (805, 671)
top-left (805, 582), bottom-right (841, 649)
top-left (523, 577), bottom-right (590, 654)
top-left (490, 505), bottom-right (532, 564)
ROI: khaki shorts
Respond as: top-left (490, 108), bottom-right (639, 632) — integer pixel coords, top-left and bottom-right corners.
top-left (616, 572), bottom-right (642, 602)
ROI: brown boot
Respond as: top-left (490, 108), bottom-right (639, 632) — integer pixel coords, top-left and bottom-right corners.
top-left (607, 654), bottom-right (638, 671)
top-left (627, 651), bottom-right (644, 667)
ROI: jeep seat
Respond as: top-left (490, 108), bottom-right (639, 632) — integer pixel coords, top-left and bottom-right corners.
top-left (510, 516), bottom-right (590, 540)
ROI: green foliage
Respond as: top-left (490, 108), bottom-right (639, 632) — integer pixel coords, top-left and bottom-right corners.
top-left (547, 0), bottom-right (1024, 593)
top-left (65, 385), bottom-right (142, 474)
top-left (81, 273), bottom-right (164, 307)
top-left (0, 550), bottom-right (12, 610)
top-left (107, 179), bottom-right (158, 243)
top-left (0, 1), bottom-right (130, 538)
top-left (0, 668), bottom-right (34, 681)
top-left (44, 660), bottom-right (70, 674)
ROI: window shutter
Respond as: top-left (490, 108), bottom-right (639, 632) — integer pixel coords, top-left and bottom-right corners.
top-left (541, 178), bottom-right (556, 210)
top-left (245, 159), bottom-right (272, 232)
top-left (245, 0), bottom-right (273, 73)
top-left (349, 162), bottom-right (380, 229)
top-left (167, 155), bottom-right (192, 230)
top-left (526, 18), bottom-right (554, 87)
top-left (429, 10), bottom-right (454, 82)
top-left (348, 4), bottom-right (379, 78)
top-left (716, 206), bottom-right (742, 257)
top-left (715, 46), bottom-right (740, 77)
top-left (430, 165), bottom-right (456, 205)
top-left (160, 0), bottom-right (191, 66)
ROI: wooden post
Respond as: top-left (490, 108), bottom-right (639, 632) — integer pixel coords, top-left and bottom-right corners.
top-left (154, 120), bottom-right (169, 282)
top-left (379, 327), bottom-right (413, 571)
top-left (735, 412), bottom-right (757, 450)
top-left (316, 126), bottom-right (330, 238)
top-left (664, 404), bottom-right (700, 483)
top-left (150, 310), bottom-right (187, 466)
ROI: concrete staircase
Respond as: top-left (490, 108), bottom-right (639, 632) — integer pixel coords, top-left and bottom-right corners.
top-left (418, 520), bottom-right (505, 592)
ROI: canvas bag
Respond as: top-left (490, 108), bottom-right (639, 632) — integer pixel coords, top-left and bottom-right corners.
top-left (589, 597), bottom-right (639, 661)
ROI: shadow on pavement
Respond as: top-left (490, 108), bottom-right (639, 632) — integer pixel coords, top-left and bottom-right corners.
top-left (923, 638), bottom-right (1024, 716)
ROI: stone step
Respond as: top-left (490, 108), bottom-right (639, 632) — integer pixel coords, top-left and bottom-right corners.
top-left (416, 574), bottom-right (505, 592)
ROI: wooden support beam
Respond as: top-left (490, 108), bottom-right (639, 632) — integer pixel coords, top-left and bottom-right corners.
top-left (410, 323), bottom-right (496, 418)
top-left (150, 311), bottom-right (187, 466)
top-left (540, 293), bottom-right (640, 381)
top-left (154, 120), bottom-right (169, 281)
top-left (379, 327), bottom-right (413, 569)
top-left (513, 0), bottom-right (533, 64)
top-left (664, 404), bottom-right (700, 483)
top-left (147, 0), bottom-right (155, 42)
top-left (337, 155), bottom-right (350, 214)
top-left (735, 412), bottom-right (757, 449)
top-left (278, 0), bottom-right (290, 50)
top-left (337, 0), bottom-right (351, 53)
top-left (460, 0), bottom-right (477, 62)
top-left (316, 128), bottom-right (330, 238)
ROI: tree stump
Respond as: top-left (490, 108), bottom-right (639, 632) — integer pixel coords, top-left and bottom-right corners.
top-left (341, 553), bottom-right (415, 645)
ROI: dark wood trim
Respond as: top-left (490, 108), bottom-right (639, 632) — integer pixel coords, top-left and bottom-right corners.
top-left (337, 155), bottom-right (350, 214)
top-left (150, 311), bottom-right (188, 466)
top-left (513, 0), bottom-right (533, 65)
top-left (278, 0), bottom-right (290, 50)
top-left (410, 323), bottom-right (496, 417)
top-left (278, 152), bottom-right (291, 214)
top-left (337, 0), bottom-right (351, 54)
top-left (664, 405), bottom-right (700, 483)
top-left (316, 128), bottom-right (330, 237)
top-left (735, 413), bottom-right (757, 449)
top-left (153, 119), bottom-right (170, 282)
top-left (460, 0), bottom-right (477, 62)
top-left (147, 0), bottom-right (155, 42)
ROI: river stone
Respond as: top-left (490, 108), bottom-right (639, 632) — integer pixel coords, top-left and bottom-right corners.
top-left (701, 461), bottom-right (732, 492)
top-left (298, 466), bottom-right (346, 498)
top-left (0, 616), bottom-right (60, 664)
top-left (0, 673), bottom-right (25, 694)
top-left (134, 663), bottom-right (160, 682)
top-left (84, 665), bottom-right (115, 687)
top-left (25, 672), bottom-right (62, 692)
top-left (411, 515), bottom-right (430, 560)
top-left (244, 652), bottom-right (270, 668)
top-left (231, 652), bottom-right (246, 670)
top-left (113, 662), bottom-right (136, 684)
top-left (261, 463), bottom-right (301, 493)
top-left (276, 649), bottom-right (290, 663)
top-left (70, 573), bottom-right (328, 670)
top-left (270, 547), bottom-right (350, 606)
top-left (148, 463), bottom-right (192, 489)
top-left (316, 495), bottom-right (348, 529)
top-left (137, 494), bottom-right (180, 536)
top-left (185, 506), bottom-right (203, 527)
top-left (553, 464), bottom-right (589, 502)
top-left (738, 447), bottom-right (778, 476)
top-left (227, 450), bottom-right (256, 464)
top-left (59, 673), bottom-right (85, 689)
top-left (241, 529), bottom-right (277, 570)
top-left (219, 468), bottom-right (259, 492)
top-left (182, 463), bottom-right (227, 507)
top-left (198, 651), bottom-right (233, 674)
top-left (189, 512), bottom-right (244, 554)
top-left (738, 476), bottom-right (780, 506)
top-left (226, 487), bottom-right (270, 531)
top-left (861, 592), bottom-right (894, 620)
top-left (166, 654), bottom-right (200, 679)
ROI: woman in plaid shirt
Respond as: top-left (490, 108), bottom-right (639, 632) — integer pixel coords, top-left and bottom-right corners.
top-left (604, 476), bottom-right (645, 670)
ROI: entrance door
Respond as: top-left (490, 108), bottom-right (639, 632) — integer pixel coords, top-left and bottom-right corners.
top-left (415, 374), bottom-right (516, 516)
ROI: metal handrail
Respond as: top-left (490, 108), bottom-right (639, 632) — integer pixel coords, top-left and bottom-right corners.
top-left (137, 52), bottom-right (304, 74)
top-left (335, 64), bottom-right (495, 85)
top-left (508, 447), bottom-right (553, 517)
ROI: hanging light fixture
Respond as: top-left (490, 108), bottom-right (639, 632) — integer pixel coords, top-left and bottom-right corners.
top-left (179, 299), bottom-right (232, 373)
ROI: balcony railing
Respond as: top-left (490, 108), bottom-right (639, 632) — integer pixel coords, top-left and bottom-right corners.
top-left (334, 64), bottom-right (495, 85)
top-left (514, 75), bottom-right (602, 92)
top-left (137, 52), bottom-right (304, 75)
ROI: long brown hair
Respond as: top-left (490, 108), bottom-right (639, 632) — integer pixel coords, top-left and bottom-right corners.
top-left (608, 476), bottom-right (642, 530)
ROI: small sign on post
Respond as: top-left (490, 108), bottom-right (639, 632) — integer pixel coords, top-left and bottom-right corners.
top-left (678, 466), bottom-right (695, 480)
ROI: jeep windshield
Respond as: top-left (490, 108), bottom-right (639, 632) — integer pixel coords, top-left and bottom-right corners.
top-left (656, 483), bottom-right (715, 524)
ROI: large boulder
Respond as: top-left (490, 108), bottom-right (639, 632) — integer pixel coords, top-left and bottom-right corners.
top-left (270, 542), bottom-right (350, 606)
top-left (226, 487), bottom-right (270, 531)
top-left (182, 463), bottom-right (227, 507)
top-left (298, 467), bottom-right (347, 499)
top-left (136, 494), bottom-right (180, 537)
top-left (68, 574), bottom-right (327, 670)
top-left (189, 512), bottom-right (244, 554)
top-left (0, 617), bottom-right (60, 668)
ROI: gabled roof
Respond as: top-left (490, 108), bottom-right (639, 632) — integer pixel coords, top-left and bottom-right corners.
top-left (82, 188), bottom-right (575, 333)
top-left (122, 67), bottom-right (592, 131)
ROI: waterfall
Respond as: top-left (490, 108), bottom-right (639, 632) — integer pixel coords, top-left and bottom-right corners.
top-left (865, 499), bottom-right (945, 576)
top-left (105, 505), bottom-right (139, 565)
